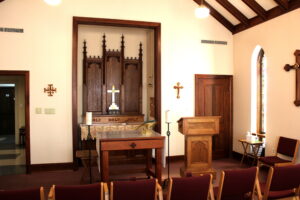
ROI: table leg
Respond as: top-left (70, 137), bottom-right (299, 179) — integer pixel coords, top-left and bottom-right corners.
top-left (101, 150), bottom-right (109, 182)
top-left (155, 148), bottom-right (162, 184)
top-left (146, 149), bottom-right (152, 177)
top-left (240, 142), bottom-right (249, 165)
top-left (252, 144), bottom-right (261, 166)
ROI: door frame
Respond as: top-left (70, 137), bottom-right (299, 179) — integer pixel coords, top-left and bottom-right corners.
top-left (195, 74), bottom-right (233, 158)
top-left (0, 70), bottom-right (30, 173)
top-left (72, 17), bottom-right (161, 167)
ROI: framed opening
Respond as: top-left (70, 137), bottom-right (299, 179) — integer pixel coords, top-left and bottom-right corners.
top-left (0, 70), bottom-right (30, 174)
top-left (72, 17), bottom-right (161, 166)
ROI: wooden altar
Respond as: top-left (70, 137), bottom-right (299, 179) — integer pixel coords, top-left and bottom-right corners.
top-left (178, 116), bottom-right (220, 178)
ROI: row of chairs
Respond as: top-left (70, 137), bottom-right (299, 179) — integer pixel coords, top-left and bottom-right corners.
top-left (1, 164), bottom-right (299, 200)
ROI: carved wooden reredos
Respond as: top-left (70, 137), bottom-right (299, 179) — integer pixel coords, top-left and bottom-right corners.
top-left (83, 34), bottom-right (143, 116)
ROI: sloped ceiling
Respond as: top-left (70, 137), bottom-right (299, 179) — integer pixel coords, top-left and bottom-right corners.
top-left (194, 0), bottom-right (300, 34)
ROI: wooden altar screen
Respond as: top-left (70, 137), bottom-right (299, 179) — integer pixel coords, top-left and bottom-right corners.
top-left (82, 34), bottom-right (143, 119)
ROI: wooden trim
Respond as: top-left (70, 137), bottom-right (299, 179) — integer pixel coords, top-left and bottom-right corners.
top-left (30, 162), bottom-right (73, 172)
top-left (262, 167), bottom-right (274, 200)
top-left (274, 0), bottom-right (289, 11)
top-left (167, 155), bottom-right (184, 162)
top-left (72, 17), bottom-right (161, 168)
top-left (194, 0), bottom-right (234, 33)
top-left (0, 70), bottom-right (30, 173)
top-left (40, 187), bottom-right (45, 200)
top-left (234, 1), bottom-right (300, 34)
top-left (166, 178), bottom-right (173, 200)
top-left (217, 171), bottom-right (225, 200)
top-left (242, 0), bottom-right (267, 20)
top-left (216, 0), bottom-right (249, 25)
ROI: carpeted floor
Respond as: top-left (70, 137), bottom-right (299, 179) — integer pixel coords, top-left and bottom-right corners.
top-left (0, 158), bottom-right (269, 199)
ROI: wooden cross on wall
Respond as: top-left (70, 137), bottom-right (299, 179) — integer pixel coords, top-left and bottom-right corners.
top-left (284, 50), bottom-right (300, 106)
top-left (174, 82), bottom-right (183, 99)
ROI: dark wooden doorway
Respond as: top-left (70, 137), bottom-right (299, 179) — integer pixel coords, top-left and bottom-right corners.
top-left (0, 87), bottom-right (15, 136)
top-left (195, 74), bottom-right (233, 159)
top-left (0, 71), bottom-right (30, 173)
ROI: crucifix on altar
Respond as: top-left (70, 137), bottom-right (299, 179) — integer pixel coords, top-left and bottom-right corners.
top-left (107, 85), bottom-right (120, 114)
top-left (284, 49), bottom-right (300, 106)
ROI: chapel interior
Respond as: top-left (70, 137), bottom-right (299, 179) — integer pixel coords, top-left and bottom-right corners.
top-left (0, 0), bottom-right (300, 199)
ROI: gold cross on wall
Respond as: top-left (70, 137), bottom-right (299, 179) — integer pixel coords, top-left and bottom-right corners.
top-left (174, 82), bottom-right (183, 99)
top-left (44, 84), bottom-right (57, 97)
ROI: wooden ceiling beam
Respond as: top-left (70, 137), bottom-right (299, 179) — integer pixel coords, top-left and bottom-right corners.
top-left (274, 0), bottom-right (289, 11)
top-left (234, 0), bottom-right (300, 34)
top-left (216, 0), bottom-right (249, 25)
top-left (242, 0), bottom-right (267, 20)
top-left (194, 0), bottom-right (234, 33)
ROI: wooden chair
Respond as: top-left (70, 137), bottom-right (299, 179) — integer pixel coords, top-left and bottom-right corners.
top-left (0, 187), bottom-right (44, 200)
top-left (214, 167), bottom-right (260, 200)
top-left (48, 182), bottom-right (108, 200)
top-left (166, 174), bottom-right (214, 200)
top-left (258, 136), bottom-right (299, 168)
top-left (257, 164), bottom-right (300, 200)
top-left (110, 179), bottom-right (162, 200)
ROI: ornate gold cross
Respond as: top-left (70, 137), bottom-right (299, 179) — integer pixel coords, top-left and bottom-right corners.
top-left (174, 82), bottom-right (183, 99)
top-left (44, 84), bottom-right (57, 96)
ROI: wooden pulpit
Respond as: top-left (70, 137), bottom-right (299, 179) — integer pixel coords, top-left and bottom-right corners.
top-left (177, 116), bottom-right (220, 178)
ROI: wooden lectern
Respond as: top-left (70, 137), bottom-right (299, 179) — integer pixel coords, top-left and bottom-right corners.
top-left (177, 116), bottom-right (220, 178)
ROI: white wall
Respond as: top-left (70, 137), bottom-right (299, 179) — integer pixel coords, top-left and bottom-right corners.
top-left (0, 0), bottom-right (233, 164)
top-left (233, 9), bottom-right (300, 163)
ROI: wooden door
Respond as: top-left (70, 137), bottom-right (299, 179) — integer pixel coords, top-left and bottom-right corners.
top-left (0, 87), bottom-right (15, 136)
top-left (195, 75), bottom-right (233, 159)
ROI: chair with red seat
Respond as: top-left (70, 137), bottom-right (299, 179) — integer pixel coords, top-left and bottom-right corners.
top-left (110, 178), bottom-right (162, 200)
top-left (258, 136), bottom-right (299, 168)
top-left (214, 167), bottom-right (260, 200)
top-left (166, 174), bottom-right (214, 200)
top-left (0, 187), bottom-right (45, 200)
top-left (49, 182), bottom-right (107, 200)
top-left (257, 164), bottom-right (300, 200)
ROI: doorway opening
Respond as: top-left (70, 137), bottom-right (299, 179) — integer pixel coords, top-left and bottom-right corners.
top-left (0, 71), bottom-right (30, 175)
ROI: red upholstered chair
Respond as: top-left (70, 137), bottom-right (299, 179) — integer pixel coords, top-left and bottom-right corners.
top-left (214, 167), bottom-right (260, 200)
top-left (258, 136), bottom-right (299, 167)
top-left (257, 164), bottom-right (300, 200)
top-left (166, 174), bottom-right (214, 200)
top-left (110, 179), bottom-right (162, 200)
top-left (49, 182), bottom-right (107, 200)
top-left (0, 187), bottom-right (45, 200)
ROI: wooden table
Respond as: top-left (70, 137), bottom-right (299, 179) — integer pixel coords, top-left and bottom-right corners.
top-left (239, 139), bottom-right (263, 165)
top-left (98, 130), bottom-right (165, 183)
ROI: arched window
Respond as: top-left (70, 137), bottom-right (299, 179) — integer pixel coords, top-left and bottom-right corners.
top-left (251, 46), bottom-right (267, 135)
top-left (256, 49), bottom-right (266, 134)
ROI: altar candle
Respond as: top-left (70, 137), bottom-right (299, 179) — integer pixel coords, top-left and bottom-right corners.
top-left (86, 112), bottom-right (92, 125)
top-left (165, 110), bottom-right (171, 123)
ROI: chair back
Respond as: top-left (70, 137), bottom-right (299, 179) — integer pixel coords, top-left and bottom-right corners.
top-left (0, 187), bottom-right (44, 200)
top-left (52, 183), bottom-right (102, 200)
top-left (111, 179), bottom-right (157, 200)
top-left (276, 137), bottom-right (299, 158)
top-left (262, 164), bottom-right (300, 200)
top-left (217, 167), bottom-right (258, 200)
top-left (167, 174), bottom-right (212, 200)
